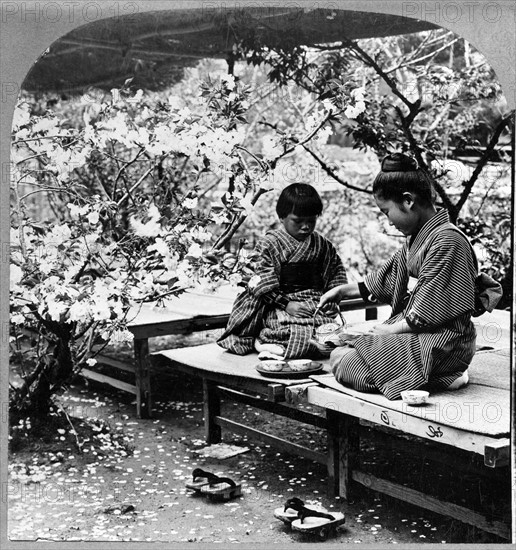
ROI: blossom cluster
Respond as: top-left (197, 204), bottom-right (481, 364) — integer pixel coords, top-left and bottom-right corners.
top-left (10, 74), bottom-right (369, 374)
top-left (344, 87), bottom-right (367, 119)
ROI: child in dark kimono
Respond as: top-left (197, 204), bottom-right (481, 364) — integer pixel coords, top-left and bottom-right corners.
top-left (217, 183), bottom-right (347, 360)
top-left (317, 153), bottom-right (477, 400)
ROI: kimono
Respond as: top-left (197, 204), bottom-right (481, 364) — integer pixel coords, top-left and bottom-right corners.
top-left (330, 209), bottom-right (477, 400)
top-left (217, 226), bottom-right (347, 359)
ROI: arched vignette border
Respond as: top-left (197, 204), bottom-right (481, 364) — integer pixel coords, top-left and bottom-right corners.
top-left (0, 0), bottom-right (514, 546)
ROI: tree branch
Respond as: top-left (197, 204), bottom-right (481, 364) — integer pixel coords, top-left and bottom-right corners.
top-left (211, 188), bottom-right (269, 250)
top-left (454, 113), bottom-right (514, 215)
top-left (343, 38), bottom-right (416, 112)
top-left (393, 105), bottom-right (427, 170)
top-left (116, 166), bottom-right (155, 206)
top-left (394, 105), bottom-right (454, 213)
top-left (301, 145), bottom-right (372, 194)
top-left (387, 37), bottom-right (460, 73)
top-left (112, 148), bottom-right (145, 198)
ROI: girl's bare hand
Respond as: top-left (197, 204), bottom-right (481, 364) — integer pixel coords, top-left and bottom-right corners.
top-left (370, 320), bottom-right (412, 335)
top-left (370, 324), bottom-right (389, 335)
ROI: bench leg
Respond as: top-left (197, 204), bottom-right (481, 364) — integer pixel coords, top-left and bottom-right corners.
top-left (365, 307), bottom-right (378, 321)
top-left (326, 409), bottom-right (340, 497)
top-left (203, 379), bottom-right (221, 444)
top-left (338, 414), bottom-right (360, 500)
top-left (134, 337), bottom-right (152, 419)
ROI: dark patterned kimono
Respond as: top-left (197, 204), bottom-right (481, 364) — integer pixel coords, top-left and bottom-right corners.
top-left (331, 209), bottom-right (477, 400)
top-left (217, 226), bottom-right (347, 359)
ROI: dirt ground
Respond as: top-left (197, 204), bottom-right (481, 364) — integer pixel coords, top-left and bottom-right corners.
top-left (7, 336), bottom-right (512, 545)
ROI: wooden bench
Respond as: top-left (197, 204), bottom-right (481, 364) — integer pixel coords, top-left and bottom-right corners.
top-left (299, 310), bottom-right (511, 539)
top-left (81, 290), bottom-right (236, 417)
top-left (304, 346), bottom-right (511, 538)
top-left (152, 310), bottom-right (511, 539)
top-left (84, 289), bottom-right (380, 418)
top-left (151, 343), bottom-right (334, 467)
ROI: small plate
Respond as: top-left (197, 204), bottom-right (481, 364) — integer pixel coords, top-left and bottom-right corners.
top-left (255, 362), bottom-right (324, 378)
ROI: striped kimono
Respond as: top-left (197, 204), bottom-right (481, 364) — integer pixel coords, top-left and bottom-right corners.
top-left (331, 209), bottom-right (477, 400)
top-left (217, 226), bottom-right (347, 359)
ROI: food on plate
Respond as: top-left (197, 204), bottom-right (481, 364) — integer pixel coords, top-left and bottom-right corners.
top-left (260, 360), bottom-right (286, 372)
top-left (288, 359), bottom-right (316, 371)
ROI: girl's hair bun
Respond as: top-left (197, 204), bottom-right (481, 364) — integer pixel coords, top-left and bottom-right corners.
top-left (381, 153), bottom-right (418, 172)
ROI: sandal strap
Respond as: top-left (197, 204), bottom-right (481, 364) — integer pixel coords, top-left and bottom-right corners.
top-left (298, 508), bottom-right (335, 523)
top-left (192, 470), bottom-right (218, 482)
top-left (283, 497), bottom-right (304, 512)
top-left (207, 476), bottom-right (237, 488)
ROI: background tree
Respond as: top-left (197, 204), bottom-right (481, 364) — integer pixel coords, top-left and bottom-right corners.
top-left (9, 65), bottom-right (346, 423)
top-left (232, 28), bottom-right (513, 302)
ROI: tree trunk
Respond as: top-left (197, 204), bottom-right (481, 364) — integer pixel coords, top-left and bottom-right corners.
top-left (10, 334), bottom-right (75, 421)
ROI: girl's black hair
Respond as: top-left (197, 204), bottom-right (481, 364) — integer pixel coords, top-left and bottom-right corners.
top-left (373, 153), bottom-right (435, 206)
top-left (276, 183), bottom-right (323, 218)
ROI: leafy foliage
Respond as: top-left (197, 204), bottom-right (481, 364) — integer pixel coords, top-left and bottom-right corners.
top-left (10, 64), bottom-right (359, 420)
top-left (234, 29), bottom-right (513, 220)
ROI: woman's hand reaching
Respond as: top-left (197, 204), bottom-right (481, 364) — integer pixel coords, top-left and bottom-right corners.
top-left (317, 286), bottom-right (343, 310)
top-left (317, 283), bottom-right (361, 310)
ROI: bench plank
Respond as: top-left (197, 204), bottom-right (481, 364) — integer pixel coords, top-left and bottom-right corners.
top-left (154, 343), bottom-right (331, 386)
top-left (156, 356), bottom-right (287, 401)
top-left (352, 471), bottom-right (511, 539)
top-left (284, 383), bottom-right (318, 405)
top-left (218, 386), bottom-right (327, 428)
top-left (215, 417), bottom-right (326, 465)
top-left (310, 365), bottom-right (510, 438)
top-left (307, 385), bottom-right (507, 456)
top-left (81, 368), bottom-right (137, 395)
top-left (468, 348), bottom-right (510, 390)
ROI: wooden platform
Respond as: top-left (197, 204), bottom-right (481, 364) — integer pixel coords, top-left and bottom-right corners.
top-left (302, 336), bottom-right (511, 539)
top-left (310, 348), bottom-right (510, 440)
top-left (157, 343), bottom-right (332, 400)
top-left (89, 289), bottom-right (382, 418)
top-left (152, 310), bottom-right (512, 539)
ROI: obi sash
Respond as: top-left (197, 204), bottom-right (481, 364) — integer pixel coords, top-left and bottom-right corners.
top-left (280, 262), bottom-right (324, 293)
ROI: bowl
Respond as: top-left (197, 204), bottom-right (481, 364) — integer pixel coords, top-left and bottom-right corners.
top-left (401, 390), bottom-right (429, 406)
top-left (259, 360), bottom-right (286, 372)
top-left (288, 359), bottom-right (315, 371)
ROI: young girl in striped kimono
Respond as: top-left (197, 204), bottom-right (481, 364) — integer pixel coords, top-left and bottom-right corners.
top-left (317, 153), bottom-right (477, 400)
top-left (217, 183), bottom-right (347, 360)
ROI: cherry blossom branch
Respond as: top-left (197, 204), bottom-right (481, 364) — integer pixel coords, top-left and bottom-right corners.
top-left (235, 145), bottom-right (268, 170)
top-left (211, 187), bottom-right (269, 250)
top-left (385, 37), bottom-right (460, 73)
top-left (112, 148), bottom-right (145, 198)
top-left (259, 112), bottom-right (335, 162)
top-left (116, 166), bottom-right (155, 206)
top-left (342, 37), bottom-right (416, 112)
top-left (12, 135), bottom-right (72, 145)
top-left (15, 152), bottom-right (47, 165)
top-left (301, 145), bottom-right (373, 194)
top-left (20, 187), bottom-right (78, 202)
